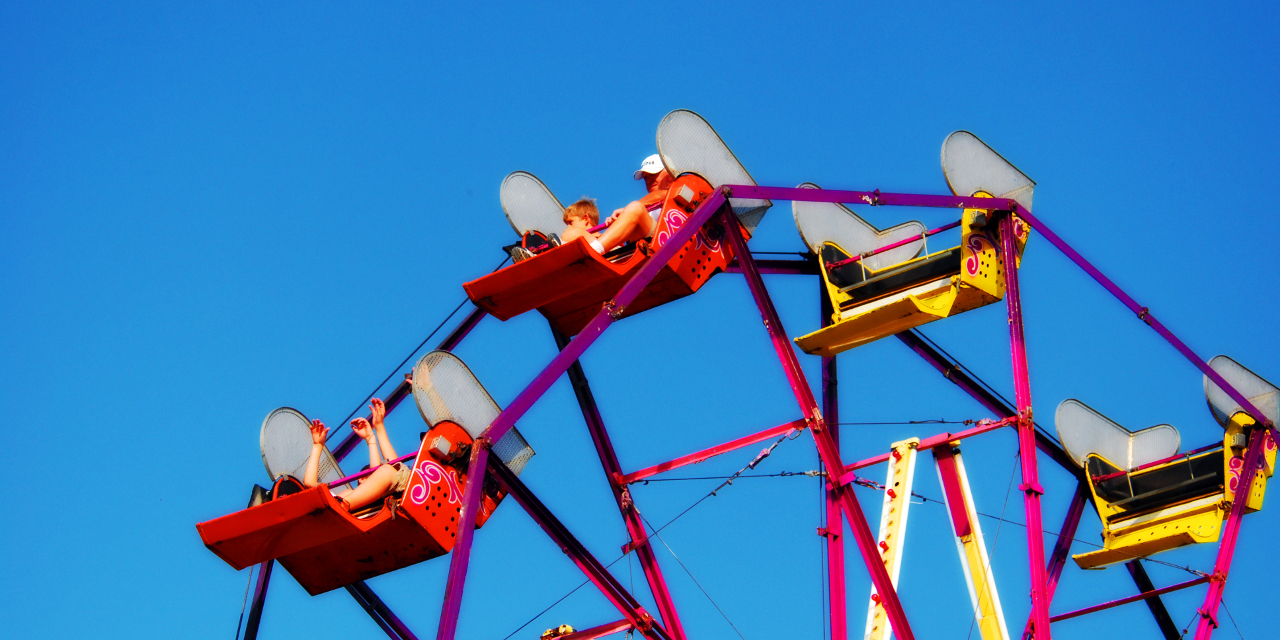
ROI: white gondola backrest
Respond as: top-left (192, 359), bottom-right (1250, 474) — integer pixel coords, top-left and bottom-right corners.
top-left (1205, 355), bottom-right (1279, 429)
top-left (941, 131), bottom-right (1035, 211)
top-left (656, 109), bottom-right (771, 235)
top-left (412, 350), bottom-right (536, 476)
top-left (1055, 399), bottom-right (1181, 471)
top-left (792, 182), bottom-right (926, 270)
top-left (260, 407), bottom-right (351, 490)
top-left (501, 171), bottom-right (565, 238)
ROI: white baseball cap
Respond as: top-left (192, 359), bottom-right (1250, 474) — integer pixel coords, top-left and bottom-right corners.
top-left (633, 154), bottom-right (664, 179)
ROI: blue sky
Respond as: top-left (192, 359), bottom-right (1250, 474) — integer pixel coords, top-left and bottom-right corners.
top-left (3, 1), bottom-right (1279, 639)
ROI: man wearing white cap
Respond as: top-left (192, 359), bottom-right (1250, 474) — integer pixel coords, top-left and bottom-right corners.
top-left (634, 153), bottom-right (674, 215)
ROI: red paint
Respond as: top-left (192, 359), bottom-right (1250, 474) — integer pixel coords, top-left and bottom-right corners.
top-left (464, 175), bottom-right (738, 336)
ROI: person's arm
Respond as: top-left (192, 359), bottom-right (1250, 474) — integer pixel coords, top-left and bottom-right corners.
top-left (351, 418), bottom-right (383, 474)
top-left (370, 398), bottom-right (398, 462)
top-left (303, 419), bottom-right (328, 487)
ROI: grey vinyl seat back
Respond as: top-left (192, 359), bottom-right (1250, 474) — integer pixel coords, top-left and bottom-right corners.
top-left (941, 131), bottom-right (1036, 210)
top-left (260, 407), bottom-right (352, 490)
top-left (792, 182), bottom-right (926, 271)
top-left (1055, 399), bottom-right (1181, 471)
top-left (501, 171), bottom-right (565, 238)
top-left (656, 109), bottom-right (771, 235)
top-left (412, 350), bottom-right (536, 476)
top-left (1205, 355), bottom-right (1279, 428)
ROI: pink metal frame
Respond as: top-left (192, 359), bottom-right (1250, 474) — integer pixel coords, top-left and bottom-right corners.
top-left (235, 183), bottom-right (1276, 640)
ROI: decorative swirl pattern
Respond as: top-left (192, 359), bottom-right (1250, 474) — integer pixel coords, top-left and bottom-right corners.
top-left (964, 234), bottom-right (991, 277)
top-left (655, 208), bottom-right (722, 254)
top-left (408, 459), bottom-right (464, 506)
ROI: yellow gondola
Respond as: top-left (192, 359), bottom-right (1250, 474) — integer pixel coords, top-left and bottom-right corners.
top-left (793, 131), bottom-right (1033, 357)
top-left (1056, 356), bottom-right (1278, 570)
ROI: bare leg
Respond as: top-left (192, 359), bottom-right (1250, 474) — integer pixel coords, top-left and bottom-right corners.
top-left (335, 464), bottom-right (399, 511)
top-left (597, 201), bottom-right (655, 251)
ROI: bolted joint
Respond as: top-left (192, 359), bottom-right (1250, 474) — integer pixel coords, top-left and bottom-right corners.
top-left (1020, 482), bottom-right (1045, 496)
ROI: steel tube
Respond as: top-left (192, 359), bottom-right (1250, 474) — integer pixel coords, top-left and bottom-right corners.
top-left (1193, 429), bottom-right (1269, 639)
top-left (724, 185), bottom-right (1017, 212)
top-left (725, 257), bottom-right (818, 275)
top-left (434, 441), bottom-right (491, 640)
top-left (346, 583), bottom-right (402, 639)
top-left (351, 581), bottom-right (421, 640)
top-left (1126, 561), bottom-right (1180, 640)
top-left (1049, 576), bottom-right (1211, 623)
top-left (821, 282), bottom-right (847, 640)
top-left (722, 212), bottom-right (915, 640)
top-left (1023, 484), bottom-right (1087, 640)
top-left (999, 214), bottom-right (1052, 639)
top-left (1012, 207), bottom-right (1273, 430)
top-left (242, 560), bottom-right (274, 640)
top-left (334, 306), bottom-right (487, 461)
top-left (834, 418), bottom-right (1016, 484)
top-left (488, 457), bottom-right (671, 640)
top-left (620, 419), bottom-right (807, 485)
top-left (553, 328), bottom-right (687, 640)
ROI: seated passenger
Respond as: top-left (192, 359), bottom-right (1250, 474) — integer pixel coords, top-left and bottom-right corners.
top-left (635, 153), bottom-right (674, 212)
top-left (303, 397), bottom-right (412, 512)
top-left (561, 197), bottom-right (655, 254)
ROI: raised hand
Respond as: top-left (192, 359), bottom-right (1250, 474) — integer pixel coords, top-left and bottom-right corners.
top-left (351, 417), bottom-right (374, 442)
top-left (309, 419), bottom-right (328, 445)
top-left (370, 397), bottom-right (386, 428)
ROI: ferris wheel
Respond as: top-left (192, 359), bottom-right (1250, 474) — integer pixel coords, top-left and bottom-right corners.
top-left (197, 110), bottom-right (1277, 640)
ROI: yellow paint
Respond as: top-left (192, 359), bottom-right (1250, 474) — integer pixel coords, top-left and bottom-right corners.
top-left (866, 439), bottom-right (919, 640)
top-left (1074, 420), bottom-right (1274, 570)
top-left (948, 448), bottom-right (1010, 640)
top-left (796, 196), bottom-right (1029, 357)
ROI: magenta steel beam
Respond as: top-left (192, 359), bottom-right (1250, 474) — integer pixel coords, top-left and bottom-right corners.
top-left (725, 185), bottom-right (1017, 212)
top-left (894, 330), bottom-right (1078, 474)
top-left (488, 456), bottom-right (672, 640)
top-left (821, 283), bottom-right (847, 640)
top-left (725, 256), bottom-right (818, 275)
top-left (242, 560), bottom-right (273, 640)
top-left (334, 306), bottom-right (487, 461)
top-left (620, 419), bottom-right (807, 485)
top-left (1011, 207), bottom-right (1272, 431)
top-left (835, 418), bottom-right (1017, 483)
top-left (1049, 576), bottom-right (1211, 623)
top-left (435, 193), bottom-right (726, 640)
top-left (1193, 429), bottom-right (1269, 639)
top-left (346, 583), bottom-right (404, 640)
top-left (722, 212), bottom-right (916, 640)
top-left (1125, 561), bottom-right (1180, 640)
top-left (561, 620), bottom-right (634, 640)
top-left (1022, 483), bottom-right (1087, 640)
top-left (552, 328), bottom-right (687, 640)
top-left (999, 213), bottom-right (1052, 639)
top-left (435, 439), bottom-right (492, 640)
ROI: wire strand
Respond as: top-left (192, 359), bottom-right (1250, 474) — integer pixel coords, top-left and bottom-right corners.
top-left (639, 513), bottom-right (747, 640)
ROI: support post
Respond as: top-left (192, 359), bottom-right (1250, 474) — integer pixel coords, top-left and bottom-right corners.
top-left (936, 445), bottom-right (1010, 640)
top-left (1125, 561), bottom-right (1179, 640)
top-left (866, 439), bottom-right (919, 640)
top-left (435, 440), bottom-right (491, 640)
top-left (820, 282), bottom-right (847, 640)
top-left (347, 583), bottom-right (403, 639)
top-left (1021, 483), bottom-right (1088, 639)
top-left (351, 581), bottom-right (421, 640)
top-left (489, 457), bottom-right (671, 640)
top-left (552, 328), bottom-right (687, 640)
top-left (998, 214), bottom-right (1051, 639)
top-left (722, 209), bottom-right (915, 640)
top-left (1193, 429), bottom-right (1268, 639)
top-left (242, 560), bottom-right (273, 640)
